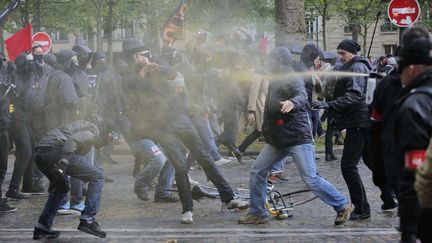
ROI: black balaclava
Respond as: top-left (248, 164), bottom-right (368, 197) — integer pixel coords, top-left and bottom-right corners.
top-left (15, 53), bottom-right (34, 76)
top-left (72, 44), bottom-right (93, 69)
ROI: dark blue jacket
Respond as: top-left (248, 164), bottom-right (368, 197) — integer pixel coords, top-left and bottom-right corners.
top-left (262, 48), bottom-right (312, 148)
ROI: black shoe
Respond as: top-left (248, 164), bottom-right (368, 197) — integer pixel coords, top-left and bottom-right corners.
top-left (230, 148), bottom-right (244, 164)
top-left (0, 198), bottom-right (17, 213)
top-left (77, 220), bottom-right (106, 238)
top-left (191, 185), bottom-right (217, 200)
top-left (325, 154), bottom-right (337, 161)
top-left (33, 226), bottom-right (60, 240)
top-left (401, 233), bottom-right (417, 243)
top-left (154, 194), bottom-right (179, 203)
top-left (104, 177), bottom-right (114, 183)
top-left (6, 189), bottom-right (31, 200)
top-left (349, 211), bottom-right (371, 220)
top-left (381, 196), bottom-right (398, 210)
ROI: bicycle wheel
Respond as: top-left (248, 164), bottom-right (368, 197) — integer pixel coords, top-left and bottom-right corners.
top-left (277, 189), bottom-right (318, 207)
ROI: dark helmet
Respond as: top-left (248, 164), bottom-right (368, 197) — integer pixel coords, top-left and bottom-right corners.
top-left (44, 53), bottom-right (57, 67)
top-left (72, 44), bottom-right (92, 54)
top-left (72, 44), bottom-right (93, 68)
top-left (122, 39), bottom-right (148, 54)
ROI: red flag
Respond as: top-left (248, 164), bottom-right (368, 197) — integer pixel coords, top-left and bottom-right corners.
top-left (5, 23), bottom-right (33, 62)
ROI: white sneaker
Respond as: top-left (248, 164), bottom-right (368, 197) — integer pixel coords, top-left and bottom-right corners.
top-left (181, 211), bottom-right (193, 224)
top-left (188, 176), bottom-right (200, 186)
top-left (214, 157), bottom-right (232, 166)
top-left (57, 209), bottom-right (73, 215)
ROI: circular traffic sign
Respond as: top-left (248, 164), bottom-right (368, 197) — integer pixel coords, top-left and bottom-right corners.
top-left (388, 0), bottom-right (420, 27)
top-left (32, 32), bottom-right (52, 54)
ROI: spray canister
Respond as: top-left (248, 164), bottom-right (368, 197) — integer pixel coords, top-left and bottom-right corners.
top-left (366, 78), bottom-right (377, 105)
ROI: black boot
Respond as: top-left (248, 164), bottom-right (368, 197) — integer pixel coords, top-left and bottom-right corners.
top-left (0, 198), bottom-right (17, 213)
top-left (325, 153), bottom-right (337, 161)
top-left (6, 187), bottom-right (30, 200)
top-left (400, 232), bottom-right (417, 243)
top-left (78, 220), bottom-right (106, 238)
top-left (33, 226), bottom-right (60, 240)
top-left (380, 193), bottom-right (398, 210)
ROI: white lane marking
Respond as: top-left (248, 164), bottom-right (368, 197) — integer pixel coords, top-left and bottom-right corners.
top-left (0, 227), bottom-right (399, 239)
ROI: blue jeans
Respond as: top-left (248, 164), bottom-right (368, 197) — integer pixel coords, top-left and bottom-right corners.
top-left (271, 156), bottom-right (287, 172)
top-left (131, 139), bottom-right (174, 198)
top-left (249, 143), bottom-right (348, 217)
top-left (35, 148), bottom-right (104, 229)
top-left (59, 148), bottom-right (95, 208)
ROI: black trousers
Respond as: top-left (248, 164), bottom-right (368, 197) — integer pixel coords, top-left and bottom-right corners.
top-left (238, 129), bottom-right (261, 153)
top-left (324, 111), bottom-right (342, 155)
top-left (217, 107), bottom-right (239, 151)
top-left (156, 114), bottom-right (235, 213)
top-left (340, 127), bottom-right (371, 213)
top-left (9, 121), bottom-right (33, 190)
top-left (0, 130), bottom-right (9, 197)
top-left (398, 168), bottom-right (419, 235)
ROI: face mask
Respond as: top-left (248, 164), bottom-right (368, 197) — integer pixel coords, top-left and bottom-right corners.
top-left (33, 54), bottom-right (45, 66)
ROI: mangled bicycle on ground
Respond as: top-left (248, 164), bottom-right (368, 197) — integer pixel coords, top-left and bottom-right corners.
top-left (174, 170), bottom-right (318, 221)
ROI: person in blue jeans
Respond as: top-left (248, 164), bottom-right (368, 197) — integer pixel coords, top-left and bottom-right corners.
top-left (238, 47), bottom-right (352, 225)
top-left (33, 120), bottom-right (110, 239)
top-left (131, 138), bottom-right (176, 202)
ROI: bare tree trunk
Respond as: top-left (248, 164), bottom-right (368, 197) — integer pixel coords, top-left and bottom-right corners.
top-left (96, 11), bottom-right (103, 51)
top-left (352, 24), bottom-right (360, 42)
top-left (362, 26), bottom-right (367, 56)
top-left (322, 14), bottom-right (327, 51)
top-left (87, 26), bottom-right (95, 50)
top-left (0, 28), bottom-right (4, 54)
top-left (107, 0), bottom-right (115, 63)
top-left (275, 0), bottom-right (306, 47)
top-left (35, 0), bottom-right (41, 32)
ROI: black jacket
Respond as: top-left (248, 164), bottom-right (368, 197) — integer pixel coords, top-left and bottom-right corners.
top-left (371, 70), bottom-right (403, 143)
top-left (44, 69), bottom-right (79, 131)
top-left (262, 56), bottom-right (312, 149)
top-left (329, 56), bottom-right (371, 129)
top-left (36, 120), bottom-right (100, 160)
top-left (0, 91), bottom-right (9, 131)
top-left (120, 61), bottom-right (177, 141)
top-left (396, 69), bottom-right (432, 152)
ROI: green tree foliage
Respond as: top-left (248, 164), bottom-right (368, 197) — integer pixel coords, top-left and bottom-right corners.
top-left (305, 0), bottom-right (337, 50)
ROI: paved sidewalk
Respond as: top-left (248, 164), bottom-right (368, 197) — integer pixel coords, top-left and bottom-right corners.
top-left (0, 144), bottom-right (400, 242)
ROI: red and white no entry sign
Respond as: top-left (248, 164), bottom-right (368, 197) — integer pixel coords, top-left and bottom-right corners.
top-left (32, 32), bottom-right (52, 54)
top-left (388, 0), bottom-right (420, 27)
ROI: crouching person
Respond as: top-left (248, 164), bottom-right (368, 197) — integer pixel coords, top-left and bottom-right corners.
top-left (33, 119), bottom-right (109, 240)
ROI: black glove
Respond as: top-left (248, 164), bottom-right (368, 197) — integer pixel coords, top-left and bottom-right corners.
top-left (56, 158), bottom-right (69, 174)
top-left (49, 158), bottom-right (69, 182)
top-left (311, 100), bottom-right (330, 109)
